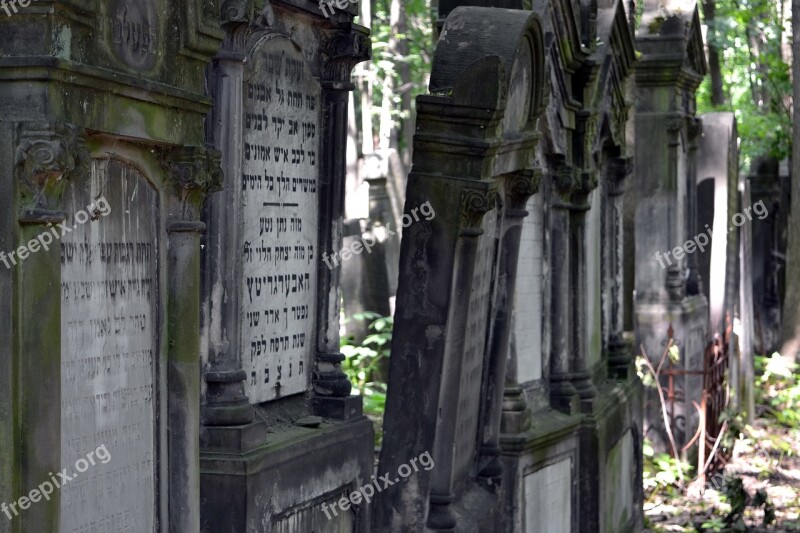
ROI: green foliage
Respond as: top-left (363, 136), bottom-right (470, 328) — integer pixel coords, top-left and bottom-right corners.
top-left (643, 437), bottom-right (694, 498)
top-left (362, 0), bottom-right (434, 152)
top-left (754, 353), bottom-right (800, 428)
top-left (340, 312), bottom-right (393, 444)
top-left (697, 0), bottom-right (792, 169)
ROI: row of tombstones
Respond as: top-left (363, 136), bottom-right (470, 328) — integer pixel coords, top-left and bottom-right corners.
top-left (0, 0), bottom-right (764, 531)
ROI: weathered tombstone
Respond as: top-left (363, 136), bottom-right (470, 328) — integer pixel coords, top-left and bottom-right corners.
top-left (696, 113), bottom-right (738, 337)
top-left (632, 0), bottom-right (710, 452)
top-left (199, 3), bottom-right (375, 531)
top-left (376, 7), bottom-right (545, 531)
top-left (0, 2), bottom-right (223, 531)
top-left (696, 113), bottom-right (745, 407)
top-left (739, 179), bottom-right (756, 420)
top-left (747, 156), bottom-right (783, 353)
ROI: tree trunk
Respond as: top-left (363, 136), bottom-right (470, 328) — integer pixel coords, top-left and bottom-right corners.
top-left (702, 0), bottom-right (725, 106)
top-left (780, 0), bottom-right (800, 359)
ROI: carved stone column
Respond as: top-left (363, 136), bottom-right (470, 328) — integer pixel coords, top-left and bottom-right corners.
top-left (161, 145), bottom-right (222, 533)
top-left (606, 157), bottom-right (633, 379)
top-left (428, 183), bottom-right (496, 531)
top-left (548, 155), bottom-right (578, 414)
top-left (312, 30), bottom-right (371, 419)
top-left (13, 122), bottom-right (88, 532)
top-left (478, 169), bottom-right (539, 484)
top-left (665, 115), bottom-right (685, 297)
top-left (569, 170), bottom-right (598, 413)
top-left (685, 117), bottom-right (703, 296)
top-left (202, 23), bottom-right (255, 426)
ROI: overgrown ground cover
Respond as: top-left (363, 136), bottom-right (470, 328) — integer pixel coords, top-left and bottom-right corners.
top-left (645, 354), bottom-right (800, 532)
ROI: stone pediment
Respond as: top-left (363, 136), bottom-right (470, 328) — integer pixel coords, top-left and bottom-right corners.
top-left (635, 0), bottom-right (707, 84)
top-left (419, 7), bottom-right (546, 179)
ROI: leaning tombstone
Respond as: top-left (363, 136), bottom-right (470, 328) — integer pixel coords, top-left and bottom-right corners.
top-left (200, 3), bottom-right (375, 531)
top-left (375, 7), bottom-right (545, 531)
top-left (0, 2), bottom-right (224, 530)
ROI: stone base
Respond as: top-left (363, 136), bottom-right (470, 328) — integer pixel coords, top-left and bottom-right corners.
top-left (636, 294), bottom-right (709, 451)
top-left (313, 394), bottom-right (364, 420)
top-left (200, 420), bottom-right (267, 454)
top-left (200, 415), bottom-right (374, 533)
top-left (501, 376), bottom-right (643, 533)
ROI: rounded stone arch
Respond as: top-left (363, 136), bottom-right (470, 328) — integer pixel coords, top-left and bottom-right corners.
top-left (428, 6), bottom-right (546, 137)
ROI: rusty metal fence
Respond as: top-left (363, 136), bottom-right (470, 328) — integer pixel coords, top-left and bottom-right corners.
top-left (660, 323), bottom-right (731, 476)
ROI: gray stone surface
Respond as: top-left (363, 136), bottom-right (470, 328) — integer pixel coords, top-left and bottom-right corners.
top-left (632, 0), bottom-right (711, 452)
top-left (376, 7), bottom-right (545, 531)
top-left (241, 36), bottom-right (321, 403)
top-left (60, 160), bottom-right (158, 532)
top-left (198, 3), bottom-right (375, 532)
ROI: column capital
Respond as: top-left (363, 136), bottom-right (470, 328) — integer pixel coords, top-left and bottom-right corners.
top-left (160, 145), bottom-right (223, 223)
top-left (460, 183), bottom-right (497, 236)
top-left (15, 121), bottom-right (90, 224)
top-left (502, 169), bottom-right (540, 216)
top-left (322, 30), bottom-right (372, 85)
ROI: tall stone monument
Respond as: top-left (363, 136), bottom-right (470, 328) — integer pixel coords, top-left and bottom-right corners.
top-left (0, 2), bottom-right (224, 530)
top-left (375, 7), bottom-right (545, 531)
top-left (199, 1), bottom-right (375, 531)
top-left (632, 0), bottom-right (710, 451)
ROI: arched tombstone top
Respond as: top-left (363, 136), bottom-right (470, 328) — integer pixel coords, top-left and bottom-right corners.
top-left (429, 7), bottom-right (545, 137)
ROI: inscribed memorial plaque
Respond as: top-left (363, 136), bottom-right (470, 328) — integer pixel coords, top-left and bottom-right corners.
top-left (60, 159), bottom-right (158, 532)
top-left (514, 193), bottom-right (544, 382)
top-left (242, 38), bottom-right (321, 403)
top-left (525, 459), bottom-right (572, 533)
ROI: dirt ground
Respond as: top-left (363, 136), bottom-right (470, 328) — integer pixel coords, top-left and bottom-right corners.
top-left (645, 420), bottom-right (800, 532)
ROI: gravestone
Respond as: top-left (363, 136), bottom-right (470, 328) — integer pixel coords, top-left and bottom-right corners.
top-left (376, 7), bottom-right (545, 531)
top-left (739, 179), bottom-right (756, 420)
top-left (0, 2), bottom-right (224, 531)
top-left (747, 157), bottom-right (783, 353)
top-left (696, 113), bottom-right (748, 409)
top-left (696, 113), bottom-right (738, 339)
top-left (199, 3), bottom-right (375, 531)
top-left (632, 0), bottom-right (710, 452)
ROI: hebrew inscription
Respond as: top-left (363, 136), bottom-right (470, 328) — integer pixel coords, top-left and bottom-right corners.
top-left (242, 38), bottom-right (321, 403)
top-left (60, 159), bottom-right (158, 532)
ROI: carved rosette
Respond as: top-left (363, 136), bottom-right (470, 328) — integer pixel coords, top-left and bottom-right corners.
top-left (322, 31), bottom-right (372, 84)
top-left (161, 145), bottom-right (223, 222)
top-left (15, 122), bottom-right (89, 223)
top-left (221, 0), bottom-right (254, 25)
top-left (460, 185), bottom-right (496, 236)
